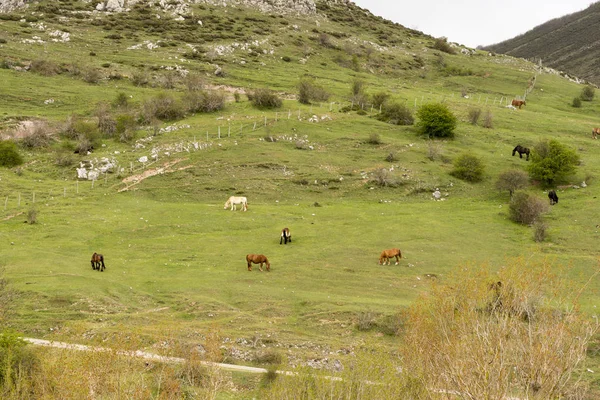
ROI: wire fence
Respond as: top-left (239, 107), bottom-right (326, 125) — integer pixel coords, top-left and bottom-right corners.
top-left (1, 83), bottom-right (537, 217)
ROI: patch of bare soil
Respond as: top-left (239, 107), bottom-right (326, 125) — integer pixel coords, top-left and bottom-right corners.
top-left (119, 158), bottom-right (192, 192)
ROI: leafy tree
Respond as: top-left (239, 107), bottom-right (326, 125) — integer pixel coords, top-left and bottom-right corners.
top-left (0, 141), bottom-right (23, 167)
top-left (416, 103), bottom-right (457, 138)
top-left (527, 140), bottom-right (579, 185)
top-left (450, 153), bottom-right (485, 182)
top-left (495, 169), bottom-right (529, 198)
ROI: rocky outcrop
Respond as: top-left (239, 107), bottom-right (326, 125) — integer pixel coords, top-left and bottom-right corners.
top-left (0, 0), bottom-right (31, 13)
top-left (95, 0), bottom-right (318, 15)
top-left (2, 0), bottom-right (352, 16)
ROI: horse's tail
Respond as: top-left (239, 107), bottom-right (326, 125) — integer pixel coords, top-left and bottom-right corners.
top-left (398, 249), bottom-right (402, 259)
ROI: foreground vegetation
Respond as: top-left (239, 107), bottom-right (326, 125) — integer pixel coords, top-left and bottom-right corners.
top-left (1, 0), bottom-right (600, 397)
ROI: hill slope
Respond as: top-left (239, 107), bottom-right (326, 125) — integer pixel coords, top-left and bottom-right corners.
top-left (485, 2), bottom-right (600, 85)
top-left (1, 0), bottom-right (600, 397)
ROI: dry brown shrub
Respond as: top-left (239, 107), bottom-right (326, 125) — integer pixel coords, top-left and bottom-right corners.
top-left (11, 120), bottom-right (55, 148)
top-left (400, 260), bottom-right (599, 399)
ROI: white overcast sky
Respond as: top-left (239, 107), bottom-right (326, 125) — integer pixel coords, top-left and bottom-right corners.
top-left (351, 0), bottom-right (595, 48)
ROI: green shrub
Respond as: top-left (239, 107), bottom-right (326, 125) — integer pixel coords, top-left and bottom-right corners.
top-left (509, 191), bottom-right (549, 225)
top-left (0, 141), bottom-right (23, 167)
top-left (416, 103), bottom-right (457, 138)
top-left (376, 102), bottom-right (414, 125)
top-left (371, 91), bottom-right (390, 109)
top-left (580, 85), bottom-right (595, 101)
top-left (185, 90), bottom-right (226, 113)
top-left (113, 92), bottom-right (129, 109)
top-left (297, 78), bottom-right (330, 105)
top-left (432, 37), bottom-right (455, 54)
top-left (143, 93), bottom-right (185, 121)
top-left (55, 151), bottom-right (75, 167)
top-left (450, 153), bottom-right (485, 182)
top-left (115, 114), bottom-right (137, 143)
top-left (0, 330), bottom-right (39, 391)
top-left (527, 140), bottom-right (580, 185)
top-left (367, 133), bottom-right (382, 144)
top-left (250, 88), bottom-right (282, 109)
top-left (572, 97), bottom-right (582, 108)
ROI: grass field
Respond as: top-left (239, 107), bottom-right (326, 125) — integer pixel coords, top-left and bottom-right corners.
top-left (2, 0), bottom-right (600, 396)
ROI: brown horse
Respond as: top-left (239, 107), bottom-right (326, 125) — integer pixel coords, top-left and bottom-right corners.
top-left (280, 227), bottom-right (291, 245)
top-left (592, 128), bottom-right (600, 139)
top-left (379, 248), bottom-right (402, 265)
top-left (511, 99), bottom-right (526, 109)
top-left (91, 252), bottom-right (105, 271)
top-left (246, 254), bottom-right (270, 272)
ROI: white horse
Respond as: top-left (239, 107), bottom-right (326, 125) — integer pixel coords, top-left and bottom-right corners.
top-left (224, 196), bottom-right (248, 211)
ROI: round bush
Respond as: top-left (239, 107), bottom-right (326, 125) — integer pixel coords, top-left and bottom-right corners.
top-left (0, 141), bottom-right (24, 167)
top-left (450, 153), bottom-right (485, 182)
top-left (416, 103), bottom-right (457, 138)
top-left (509, 191), bottom-right (549, 225)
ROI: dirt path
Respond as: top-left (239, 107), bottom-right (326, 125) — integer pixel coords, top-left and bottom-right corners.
top-left (119, 158), bottom-right (192, 192)
top-left (23, 337), bottom-right (271, 374)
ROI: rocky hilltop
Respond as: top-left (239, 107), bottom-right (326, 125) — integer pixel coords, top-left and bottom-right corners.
top-left (0, 0), bottom-right (352, 15)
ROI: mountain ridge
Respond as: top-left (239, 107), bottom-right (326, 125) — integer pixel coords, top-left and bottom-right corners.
top-left (484, 2), bottom-right (600, 86)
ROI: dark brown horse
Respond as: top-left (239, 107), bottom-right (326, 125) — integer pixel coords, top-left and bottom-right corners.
top-left (379, 248), bottom-right (402, 265)
top-left (512, 145), bottom-right (530, 161)
top-left (91, 252), bottom-right (105, 271)
top-left (548, 190), bottom-right (558, 205)
top-left (280, 227), bottom-right (291, 245)
top-left (246, 254), bottom-right (270, 272)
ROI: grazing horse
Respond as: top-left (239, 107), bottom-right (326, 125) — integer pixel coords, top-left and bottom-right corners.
top-left (224, 196), bottom-right (248, 211)
top-left (548, 190), bottom-right (558, 205)
top-left (512, 145), bottom-right (530, 161)
top-left (280, 227), bottom-right (291, 245)
top-left (592, 128), bottom-right (600, 139)
top-left (511, 99), bottom-right (526, 109)
top-left (246, 254), bottom-right (270, 272)
top-left (91, 252), bottom-right (105, 272)
top-left (379, 248), bottom-right (402, 265)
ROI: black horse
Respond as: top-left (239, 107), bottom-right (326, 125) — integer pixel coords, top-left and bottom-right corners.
top-left (280, 227), bottom-right (292, 245)
top-left (512, 145), bottom-right (530, 161)
top-left (548, 190), bottom-right (558, 205)
top-left (91, 252), bottom-right (105, 271)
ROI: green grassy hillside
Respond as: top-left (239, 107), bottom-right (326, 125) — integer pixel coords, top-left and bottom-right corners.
top-left (1, 0), bottom-right (600, 397)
